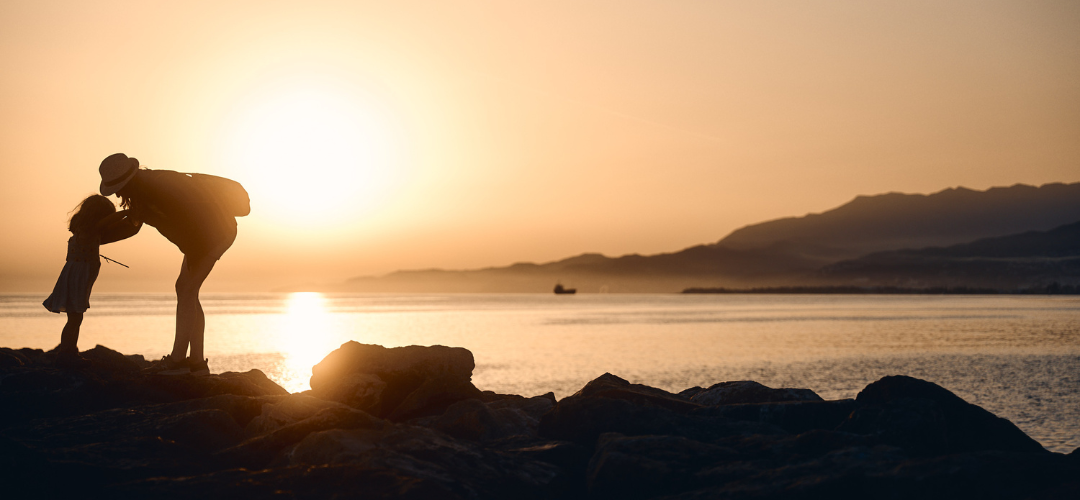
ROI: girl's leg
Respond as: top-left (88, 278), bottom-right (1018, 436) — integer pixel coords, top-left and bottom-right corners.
top-left (173, 253), bottom-right (218, 361)
top-left (60, 312), bottom-right (84, 352)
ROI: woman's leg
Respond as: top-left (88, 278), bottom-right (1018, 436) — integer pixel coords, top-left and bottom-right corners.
top-left (173, 253), bottom-right (218, 361)
top-left (60, 312), bottom-right (84, 352)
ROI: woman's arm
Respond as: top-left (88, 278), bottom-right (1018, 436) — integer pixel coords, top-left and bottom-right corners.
top-left (99, 210), bottom-right (143, 244)
top-left (94, 210), bottom-right (131, 231)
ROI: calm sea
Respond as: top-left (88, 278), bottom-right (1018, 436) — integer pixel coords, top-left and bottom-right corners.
top-left (2, 293), bottom-right (1078, 453)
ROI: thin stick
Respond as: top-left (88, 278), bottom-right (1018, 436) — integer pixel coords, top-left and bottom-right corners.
top-left (100, 255), bottom-right (129, 268)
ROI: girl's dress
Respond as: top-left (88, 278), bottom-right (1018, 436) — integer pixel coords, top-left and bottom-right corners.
top-left (42, 234), bottom-right (102, 313)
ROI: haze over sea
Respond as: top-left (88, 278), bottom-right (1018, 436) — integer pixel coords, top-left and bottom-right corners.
top-left (2, 293), bottom-right (1078, 453)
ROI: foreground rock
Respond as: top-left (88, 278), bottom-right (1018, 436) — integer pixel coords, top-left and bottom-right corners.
top-left (2, 343), bottom-right (1078, 499)
top-left (838, 374), bottom-right (1048, 455)
top-left (309, 342), bottom-right (483, 421)
top-left (0, 346), bottom-right (286, 428)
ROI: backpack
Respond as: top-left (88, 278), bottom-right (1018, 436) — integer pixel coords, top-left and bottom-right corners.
top-left (187, 173), bottom-right (250, 217)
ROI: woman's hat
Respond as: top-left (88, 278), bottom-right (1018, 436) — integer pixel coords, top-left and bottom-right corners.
top-left (99, 153), bottom-right (139, 196)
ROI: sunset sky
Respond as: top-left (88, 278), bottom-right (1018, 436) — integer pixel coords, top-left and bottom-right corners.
top-left (1, 0), bottom-right (1078, 292)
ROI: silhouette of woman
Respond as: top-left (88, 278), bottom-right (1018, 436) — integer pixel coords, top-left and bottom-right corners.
top-left (98, 153), bottom-right (240, 375)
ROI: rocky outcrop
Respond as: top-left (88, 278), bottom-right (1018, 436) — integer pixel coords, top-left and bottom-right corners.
top-left (837, 374), bottom-right (1047, 455)
top-left (2, 343), bottom-right (1077, 499)
top-left (309, 342), bottom-right (483, 421)
top-left (0, 345), bottom-right (286, 428)
top-left (537, 375), bottom-right (785, 447)
top-left (567, 373), bottom-right (703, 412)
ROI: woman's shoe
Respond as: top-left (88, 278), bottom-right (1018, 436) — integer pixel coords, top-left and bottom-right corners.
top-left (188, 358), bottom-right (211, 376)
top-left (145, 354), bottom-right (189, 375)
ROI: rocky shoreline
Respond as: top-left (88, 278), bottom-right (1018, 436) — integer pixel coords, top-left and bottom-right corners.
top-left (2, 342), bottom-right (1077, 499)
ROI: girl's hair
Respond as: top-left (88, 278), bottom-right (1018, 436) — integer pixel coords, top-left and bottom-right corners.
top-left (69, 195), bottom-right (116, 234)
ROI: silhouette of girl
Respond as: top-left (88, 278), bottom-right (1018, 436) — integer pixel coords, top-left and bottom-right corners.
top-left (43, 195), bottom-right (139, 367)
top-left (98, 153), bottom-right (240, 376)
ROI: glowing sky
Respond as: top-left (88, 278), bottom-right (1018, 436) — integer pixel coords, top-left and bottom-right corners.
top-left (1, 0), bottom-right (1078, 292)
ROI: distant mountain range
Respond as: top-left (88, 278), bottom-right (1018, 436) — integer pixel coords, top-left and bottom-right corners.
top-left (324, 182), bottom-right (1080, 293)
top-left (819, 219), bottom-right (1080, 289)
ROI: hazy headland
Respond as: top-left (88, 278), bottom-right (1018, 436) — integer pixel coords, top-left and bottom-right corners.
top-left (298, 182), bottom-right (1080, 293)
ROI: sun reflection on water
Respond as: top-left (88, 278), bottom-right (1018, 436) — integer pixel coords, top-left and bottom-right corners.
top-left (277, 292), bottom-right (340, 393)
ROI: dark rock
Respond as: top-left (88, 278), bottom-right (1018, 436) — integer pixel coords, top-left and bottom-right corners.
top-left (216, 405), bottom-right (387, 469)
top-left (244, 394), bottom-right (356, 436)
top-left (421, 397), bottom-right (545, 442)
top-left (7, 394), bottom-right (264, 452)
top-left (839, 393), bottom-right (950, 455)
top-left (510, 440), bottom-right (591, 474)
top-left (0, 395), bottom-right (273, 495)
top-left (309, 342), bottom-right (484, 421)
top-left (539, 387), bottom-right (785, 447)
top-left (691, 399), bottom-right (857, 434)
top-left (678, 444), bottom-right (911, 499)
top-left (142, 368), bottom-right (290, 401)
top-left (582, 430), bottom-right (885, 499)
top-left (3, 344), bottom-right (1075, 499)
top-left (488, 392), bottom-right (558, 418)
top-left (587, 433), bottom-right (741, 499)
top-left (871, 450), bottom-right (1080, 500)
top-left (689, 380), bottom-right (823, 406)
top-left (667, 448), bottom-right (1080, 500)
top-left (781, 429), bottom-right (881, 459)
top-left (115, 464), bottom-right (464, 500)
top-left (0, 434), bottom-right (63, 499)
top-left (505, 439), bottom-right (593, 497)
top-left (570, 373), bottom-right (703, 413)
top-left (677, 386), bottom-right (705, 399)
top-left (0, 347), bottom-right (47, 368)
top-left (286, 424), bottom-right (569, 499)
top-left (482, 390), bottom-right (557, 406)
top-left (80, 344), bottom-right (145, 373)
top-left (838, 375), bottom-right (1047, 455)
top-left (0, 345), bottom-right (287, 428)
top-left (0, 348), bottom-right (29, 369)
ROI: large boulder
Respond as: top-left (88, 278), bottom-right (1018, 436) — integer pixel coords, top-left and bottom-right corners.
top-left (309, 342), bottom-right (483, 421)
top-left (838, 375), bottom-right (1047, 455)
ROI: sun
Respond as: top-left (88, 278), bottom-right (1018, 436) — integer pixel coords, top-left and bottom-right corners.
top-left (219, 79), bottom-right (404, 229)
